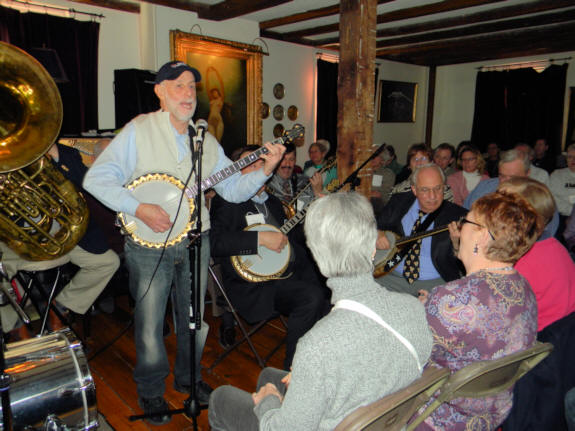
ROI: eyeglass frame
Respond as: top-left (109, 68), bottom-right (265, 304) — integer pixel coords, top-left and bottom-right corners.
top-left (458, 217), bottom-right (496, 241)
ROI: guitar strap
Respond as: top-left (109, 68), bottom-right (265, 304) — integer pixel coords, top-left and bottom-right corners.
top-left (383, 201), bottom-right (444, 273)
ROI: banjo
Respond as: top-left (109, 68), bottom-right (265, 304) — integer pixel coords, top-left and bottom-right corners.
top-left (118, 125), bottom-right (304, 248)
top-left (231, 200), bottom-right (310, 283)
top-left (373, 224), bottom-right (450, 278)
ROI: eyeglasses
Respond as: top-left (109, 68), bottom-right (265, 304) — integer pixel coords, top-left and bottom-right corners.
top-left (416, 184), bottom-right (444, 195)
top-left (413, 157), bottom-right (429, 163)
top-left (458, 217), bottom-right (495, 240)
top-left (461, 156), bottom-right (477, 162)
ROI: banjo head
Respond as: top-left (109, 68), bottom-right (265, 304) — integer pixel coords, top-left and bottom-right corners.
top-left (119, 173), bottom-right (196, 248)
top-left (231, 224), bottom-right (291, 282)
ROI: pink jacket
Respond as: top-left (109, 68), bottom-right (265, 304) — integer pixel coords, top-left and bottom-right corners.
top-left (447, 170), bottom-right (489, 206)
top-left (515, 238), bottom-right (575, 331)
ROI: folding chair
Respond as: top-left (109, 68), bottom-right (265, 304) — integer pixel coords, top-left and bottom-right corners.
top-left (407, 341), bottom-right (554, 430)
top-left (334, 367), bottom-right (450, 431)
top-left (207, 263), bottom-right (287, 371)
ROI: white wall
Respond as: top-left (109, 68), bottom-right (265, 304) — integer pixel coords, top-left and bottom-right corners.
top-left (433, 52), bottom-right (575, 149)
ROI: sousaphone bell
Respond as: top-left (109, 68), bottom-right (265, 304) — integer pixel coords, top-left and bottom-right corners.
top-left (0, 41), bottom-right (88, 261)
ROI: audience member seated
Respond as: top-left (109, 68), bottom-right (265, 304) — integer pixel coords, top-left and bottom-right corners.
top-left (266, 143), bottom-right (322, 214)
top-left (391, 143), bottom-right (454, 202)
top-left (447, 144), bottom-right (489, 206)
top-left (302, 139), bottom-right (337, 192)
top-left (210, 145), bottom-right (327, 370)
top-left (413, 191), bottom-right (540, 430)
top-left (386, 144), bottom-right (404, 176)
top-left (484, 142), bottom-right (500, 178)
top-left (208, 192), bottom-right (433, 431)
top-left (497, 177), bottom-right (575, 332)
top-left (564, 206), bottom-right (575, 259)
top-left (533, 137), bottom-right (556, 174)
top-left (376, 164), bottom-right (467, 297)
top-left (550, 143), bottom-right (575, 218)
top-left (515, 142), bottom-right (549, 185)
top-left (464, 149), bottom-right (559, 239)
top-left (0, 143), bottom-right (120, 331)
top-left (433, 142), bottom-right (456, 177)
top-left (369, 144), bottom-right (396, 217)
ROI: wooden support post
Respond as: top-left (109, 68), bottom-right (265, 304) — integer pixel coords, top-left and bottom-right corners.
top-left (337, 0), bottom-right (377, 197)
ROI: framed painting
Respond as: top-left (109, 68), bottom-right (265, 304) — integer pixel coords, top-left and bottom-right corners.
top-left (377, 80), bottom-right (417, 123)
top-left (170, 30), bottom-right (264, 156)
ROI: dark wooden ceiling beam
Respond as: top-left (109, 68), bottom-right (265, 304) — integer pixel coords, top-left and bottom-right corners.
top-left (376, 21), bottom-right (575, 66)
top-left (199, 0), bottom-right (292, 21)
top-left (263, 0), bottom-right (507, 41)
top-left (68, 0), bottom-right (139, 13)
top-left (375, 7), bottom-right (575, 49)
top-left (259, 0), bottom-right (394, 30)
top-left (374, 0), bottom-right (575, 38)
top-left (376, 0), bottom-right (506, 24)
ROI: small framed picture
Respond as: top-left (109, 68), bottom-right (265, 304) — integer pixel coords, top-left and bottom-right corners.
top-left (377, 80), bottom-right (417, 123)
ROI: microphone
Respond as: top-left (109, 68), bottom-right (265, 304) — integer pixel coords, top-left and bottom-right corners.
top-left (194, 119), bottom-right (208, 147)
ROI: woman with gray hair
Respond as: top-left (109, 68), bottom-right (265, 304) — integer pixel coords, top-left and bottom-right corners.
top-left (209, 192), bottom-right (432, 431)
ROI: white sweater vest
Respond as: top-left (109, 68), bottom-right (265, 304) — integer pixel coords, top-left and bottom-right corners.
top-left (130, 111), bottom-right (219, 231)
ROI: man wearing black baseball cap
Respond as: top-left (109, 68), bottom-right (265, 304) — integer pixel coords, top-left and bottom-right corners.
top-left (84, 61), bottom-right (285, 425)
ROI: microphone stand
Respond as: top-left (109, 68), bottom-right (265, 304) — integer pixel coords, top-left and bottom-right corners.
top-left (334, 143), bottom-right (387, 192)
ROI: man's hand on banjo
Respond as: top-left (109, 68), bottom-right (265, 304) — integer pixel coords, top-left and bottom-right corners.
top-left (259, 231), bottom-right (288, 253)
top-left (261, 141), bottom-right (286, 176)
top-left (376, 230), bottom-right (390, 250)
top-left (135, 203), bottom-right (173, 233)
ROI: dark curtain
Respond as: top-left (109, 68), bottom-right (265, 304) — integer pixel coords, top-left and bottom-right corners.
top-left (471, 64), bottom-right (567, 156)
top-left (0, 5), bottom-right (99, 134)
top-left (316, 59), bottom-right (338, 157)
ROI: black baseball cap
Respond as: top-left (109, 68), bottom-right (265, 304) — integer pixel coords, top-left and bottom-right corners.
top-left (154, 61), bottom-right (201, 84)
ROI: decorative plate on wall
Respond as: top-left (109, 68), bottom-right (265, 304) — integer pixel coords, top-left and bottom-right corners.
top-left (273, 123), bottom-right (285, 138)
top-left (262, 102), bottom-right (270, 119)
top-left (273, 104), bottom-right (284, 121)
top-left (273, 83), bottom-right (285, 99)
top-left (287, 105), bottom-right (298, 121)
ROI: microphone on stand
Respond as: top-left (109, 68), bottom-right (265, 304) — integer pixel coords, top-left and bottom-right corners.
top-left (194, 119), bottom-right (208, 149)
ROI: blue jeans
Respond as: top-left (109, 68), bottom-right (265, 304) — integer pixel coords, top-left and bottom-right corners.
top-left (209, 367), bottom-right (288, 431)
top-left (125, 234), bottom-right (210, 399)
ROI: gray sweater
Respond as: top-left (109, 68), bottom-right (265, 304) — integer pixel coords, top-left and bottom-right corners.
top-left (254, 272), bottom-right (433, 430)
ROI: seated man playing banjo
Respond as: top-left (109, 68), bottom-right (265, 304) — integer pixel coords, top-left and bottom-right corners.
top-left (266, 143), bottom-right (323, 214)
top-left (210, 145), bottom-right (328, 370)
top-left (375, 163), bottom-right (467, 297)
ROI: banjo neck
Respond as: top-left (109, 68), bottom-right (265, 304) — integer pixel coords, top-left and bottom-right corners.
top-left (395, 224), bottom-right (450, 248)
top-left (280, 203), bottom-right (310, 235)
top-left (187, 125), bottom-right (304, 198)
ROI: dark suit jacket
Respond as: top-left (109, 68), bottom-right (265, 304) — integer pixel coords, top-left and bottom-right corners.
top-left (210, 193), bottom-right (320, 322)
top-left (376, 191), bottom-right (467, 282)
top-left (52, 144), bottom-right (110, 254)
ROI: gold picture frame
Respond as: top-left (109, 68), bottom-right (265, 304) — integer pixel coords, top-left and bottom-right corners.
top-left (170, 30), bottom-right (264, 155)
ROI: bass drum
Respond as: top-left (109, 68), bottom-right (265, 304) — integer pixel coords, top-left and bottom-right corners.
top-left (1, 329), bottom-right (97, 430)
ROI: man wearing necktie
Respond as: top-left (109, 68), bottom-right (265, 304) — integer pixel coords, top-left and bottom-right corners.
top-left (375, 164), bottom-right (467, 296)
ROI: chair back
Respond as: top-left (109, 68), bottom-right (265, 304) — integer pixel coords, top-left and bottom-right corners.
top-left (334, 366), bottom-right (450, 431)
top-left (407, 342), bottom-right (554, 430)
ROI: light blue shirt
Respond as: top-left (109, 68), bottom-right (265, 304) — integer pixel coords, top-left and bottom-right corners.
top-left (394, 200), bottom-right (441, 280)
top-left (83, 121), bottom-right (270, 216)
top-left (464, 177), bottom-right (559, 240)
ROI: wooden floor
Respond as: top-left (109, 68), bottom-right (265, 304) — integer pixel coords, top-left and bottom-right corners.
top-left (67, 295), bottom-right (285, 430)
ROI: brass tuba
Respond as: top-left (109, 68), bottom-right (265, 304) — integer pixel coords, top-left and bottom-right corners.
top-left (0, 41), bottom-right (88, 261)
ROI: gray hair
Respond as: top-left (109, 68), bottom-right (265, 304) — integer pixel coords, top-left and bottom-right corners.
top-left (499, 149), bottom-right (530, 171)
top-left (409, 163), bottom-right (445, 187)
top-left (312, 139), bottom-right (330, 154)
top-left (304, 192), bottom-right (377, 278)
top-left (567, 143), bottom-right (575, 153)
